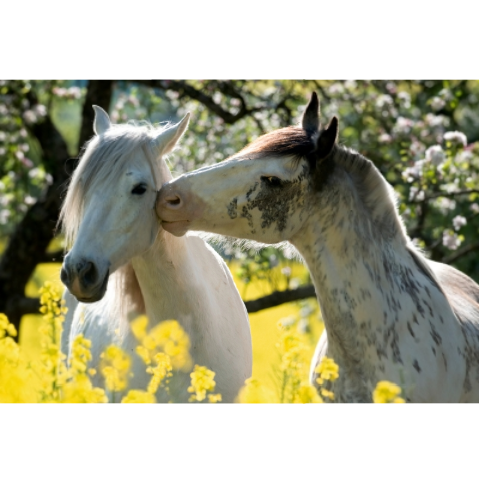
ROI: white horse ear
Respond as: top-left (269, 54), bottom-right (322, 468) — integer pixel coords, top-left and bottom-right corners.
top-left (93, 105), bottom-right (111, 135)
top-left (151, 113), bottom-right (190, 157)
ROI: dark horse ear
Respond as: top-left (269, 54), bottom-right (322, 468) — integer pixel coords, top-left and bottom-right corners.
top-left (302, 92), bottom-right (320, 133)
top-left (316, 116), bottom-right (339, 159)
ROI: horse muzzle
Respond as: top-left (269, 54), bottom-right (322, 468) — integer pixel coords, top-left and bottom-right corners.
top-left (61, 256), bottom-right (110, 303)
top-left (156, 179), bottom-right (205, 237)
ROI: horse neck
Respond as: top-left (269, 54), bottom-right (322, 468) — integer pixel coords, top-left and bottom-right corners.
top-left (127, 230), bottom-right (202, 331)
top-left (291, 167), bottom-right (432, 371)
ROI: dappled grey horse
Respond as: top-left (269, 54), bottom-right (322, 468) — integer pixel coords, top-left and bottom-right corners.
top-left (156, 92), bottom-right (479, 403)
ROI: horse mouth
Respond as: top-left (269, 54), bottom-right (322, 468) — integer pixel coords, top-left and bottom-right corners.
top-left (75, 269), bottom-right (110, 303)
top-left (161, 219), bottom-right (191, 237)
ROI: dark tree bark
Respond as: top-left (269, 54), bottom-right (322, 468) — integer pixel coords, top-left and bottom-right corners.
top-left (0, 80), bottom-right (114, 337)
top-left (244, 285), bottom-right (316, 313)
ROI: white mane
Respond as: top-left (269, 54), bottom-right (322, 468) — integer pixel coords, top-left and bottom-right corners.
top-left (59, 121), bottom-right (171, 248)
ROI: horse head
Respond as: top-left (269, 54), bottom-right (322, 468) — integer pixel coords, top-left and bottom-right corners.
top-left (156, 92), bottom-right (338, 244)
top-left (60, 106), bottom-right (190, 303)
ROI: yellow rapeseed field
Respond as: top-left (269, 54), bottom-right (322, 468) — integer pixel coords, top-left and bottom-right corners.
top-left (20, 260), bottom-right (323, 396)
top-left (5, 259), bottom-right (403, 403)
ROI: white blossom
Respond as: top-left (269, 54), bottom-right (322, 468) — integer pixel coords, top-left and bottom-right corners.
top-left (281, 266), bottom-right (292, 277)
top-left (452, 215), bottom-right (467, 231)
top-left (278, 316), bottom-right (296, 329)
top-left (297, 318), bottom-right (310, 334)
top-left (470, 203), bottom-right (479, 213)
top-left (397, 91), bottom-right (411, 108)
top-left (443, 230), bottom-right (462, 250)
top-left (344, 80), bottom-right (357, 90)
top-left (34, 104), bottom-right (47, 117)
top-left (436, 197), bottom-right (456, 215)
top-left (444, 131), bottom-right (467, 147)
top-left (430, 97), bottom-right (446, 111)
top-left (0, 209), bottom-right (9, 224)
top-left (375, 94), bottom-right (393, 109)
top-left (23, 110), bottom-right (37, 124)
top-left (402, 160), bottom-right (424, 182)
top-left (327, 83), bottom-right (344, 95)
top-left (393, 117), bottom-right (414, 135)
top-left (425, 113), bottom-right (448, 127)
top-left (379, 133), bottom-right (392, 143)
top-left (268, 254), bottom-right (278, 268)
top-left (425, 145), bottom-right (446, 166)
top-left (409, 186), bottom-right (425, 201)
top-left (68, 86), bottom-right (82, 99)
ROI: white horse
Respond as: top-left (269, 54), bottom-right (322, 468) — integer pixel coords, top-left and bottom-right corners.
top-left (59, 106), bottom-right (252, 403)
top-left (156, 93), bottom-right (479, 403)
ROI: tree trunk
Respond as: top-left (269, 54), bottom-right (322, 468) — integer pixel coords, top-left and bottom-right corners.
top-left (0, 80), bottom-right (114, 338)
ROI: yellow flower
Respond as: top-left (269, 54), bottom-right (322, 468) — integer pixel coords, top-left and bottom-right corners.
top-left (100, 346), bottom-right (132, 392)
top-left (0, 313), bottom-right (17, 338)
top-left (0, 334), bottom-right (39, 403)
top-left (208, 394), bottom-right (223, 404)
top-left (146, 353), bottom-right (172, 394)
top-left (135, 319), bottom-right (192, 372)
top-left (62, 374), bottom-right (108, 403)
top-left (37, 282), bottom-right (69, 402)
top-left (236, 378), bottom-right (278, 403)
top-left (315, 356), bottom-right (339, 385)
top-left (275, 323), bottom-right (310, 403)
top-left (320, 388), bottom-right (335, 400)
top-left (135, 345), bottom-right (151, 366)
top-left (69, 334), bottom-right (92, 376)
top-left (294, 384), bottom-right (323, 404)
top-left (373, 380), bottom-right (406, 403)
top-left (131, 315), bottom-right (148, 341)
top-left (187, 364), bottom-right (220, 402)
top-left (121, 390), bottom-right (157, 403)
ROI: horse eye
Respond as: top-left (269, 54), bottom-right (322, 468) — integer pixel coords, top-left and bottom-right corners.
top-left (261, 176), bottom-right (282, 187)
top-left (131, 183), bottom-right (147, 195)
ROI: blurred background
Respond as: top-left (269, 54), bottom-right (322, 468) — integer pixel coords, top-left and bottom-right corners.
top-left (1, 79), bottom-right (479, 392)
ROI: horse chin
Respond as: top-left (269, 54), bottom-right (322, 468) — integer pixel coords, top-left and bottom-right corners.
top-left (75, 270), bottom-right (110, 304)
top-left (161, 220), bottom-right (190, 237)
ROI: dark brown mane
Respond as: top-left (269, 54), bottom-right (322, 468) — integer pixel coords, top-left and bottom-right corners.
top-left (237, 126), bottom-right (316, 164)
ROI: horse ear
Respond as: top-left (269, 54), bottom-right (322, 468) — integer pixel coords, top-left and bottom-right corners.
top-left (151, 112), bottom-right (191, 157)
top-left (93, 105), bottom-right (111, 135)
top-left (302, 92), bottom-right (320, 133)
top-left (316, 116), bottom-right (339, 159)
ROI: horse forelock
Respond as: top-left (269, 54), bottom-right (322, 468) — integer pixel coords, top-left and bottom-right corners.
top-left (59, 121), bottom-right (167, 248)
top-left (235, 126), bottom-right (314, 163)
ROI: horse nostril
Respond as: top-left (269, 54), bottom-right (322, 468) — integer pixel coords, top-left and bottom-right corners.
top-left (60, 266), bottom-right (70, 285)
top-left (165, 194), bottom-right (182, 209)
top-left (78, 261), bottom-right (98, 287)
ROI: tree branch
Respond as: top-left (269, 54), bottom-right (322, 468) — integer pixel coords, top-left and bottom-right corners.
top-left (441, 241), bottom-right (479, 265)
top-left (424, 189), bottom-right (479, 201)
top-left (244, 285), bottom-right (316, 313)
top-left (10, 297), bottom-right (41, 318)
top-left (135, 80), bottom-right (259, 124)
